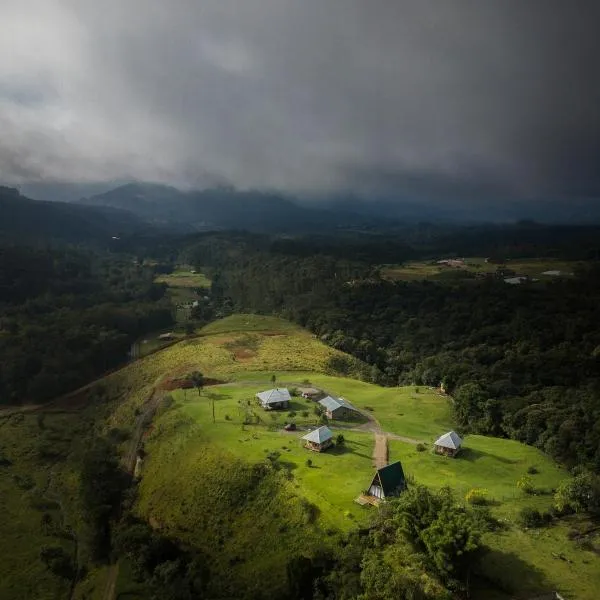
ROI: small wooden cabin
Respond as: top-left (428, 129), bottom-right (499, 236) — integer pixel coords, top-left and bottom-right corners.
top-left (256, 388), bottom-right (291, 410)
top-left (318, 395), bottom-right (360, 420)
top-left (433, 431), bottom-right (463, 457)
top-left (367, 461), bottom-right (407, 501)
top-left (302, 426), bottom-right (333, 452)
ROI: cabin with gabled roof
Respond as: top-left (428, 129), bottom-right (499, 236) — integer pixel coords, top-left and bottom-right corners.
top-left (318, 395), bottom-right (360, 420)
top-left (434, 431), bottom-right (463, 457)
top-left (367, 461), bottom-right (407, 501)
top-left (302, 426), bottom-right (333, 452)
top-left (256, 388), bottom-right (291, 410)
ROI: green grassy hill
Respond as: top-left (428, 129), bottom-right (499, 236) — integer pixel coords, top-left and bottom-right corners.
top-left (1, 314), bottom-right (599, 599)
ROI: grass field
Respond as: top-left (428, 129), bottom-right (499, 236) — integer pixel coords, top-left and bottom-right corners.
top-left (0, 411), bottom-right (85, 600)
top-left (388, 437), bottom-right (600, 598)
top-left (154, 269), bottom-right (211, 288)
top-left (382, 257), bottom-right (583, 282)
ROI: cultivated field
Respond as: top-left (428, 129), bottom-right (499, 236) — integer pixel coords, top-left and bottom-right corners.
top-left (382, 257), bottom-right (583, 282)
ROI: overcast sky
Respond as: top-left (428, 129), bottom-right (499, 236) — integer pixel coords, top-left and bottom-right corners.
top-left (1, 0), bottom-right (599, 202)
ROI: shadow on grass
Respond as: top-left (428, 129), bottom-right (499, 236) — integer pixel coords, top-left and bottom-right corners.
top-left (279, 460), bottom-right (299, 473)
top-left (460, 447), bottom-right (519, 464)
top-left (478, 548), bottom-right (552, 596)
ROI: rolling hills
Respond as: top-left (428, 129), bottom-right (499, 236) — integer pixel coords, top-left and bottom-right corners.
top-left (0, 314), bottom-right (598, 599)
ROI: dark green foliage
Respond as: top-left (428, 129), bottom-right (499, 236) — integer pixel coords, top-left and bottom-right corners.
top-left (393, 486), bottom-right (483, 582)
top-left (39, 545), bottom-right (75, 579)
top-left (518, 507), bottom-right (545, 528)
top-left (79, 438), bottom-right (129, 562)
top-left (0, 243), bottom-right (172, 405)
top-left (416, 443), bottom-right (426, 452)
top-left (335, 434), bottom-right (345, 446)
top-left (554, 469), bottom-right (600, 516)
top-left (114, 520), bottom-right (209, 599)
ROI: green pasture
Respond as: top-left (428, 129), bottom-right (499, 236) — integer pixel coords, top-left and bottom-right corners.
top-left (172, 389), bottom-right (375, 527)
top-left (219, 372), bottom-right (453, 441)
top-left (154, 269), bottom-right (211, 288)
top-left (200, 313), bottom-right (302, 335)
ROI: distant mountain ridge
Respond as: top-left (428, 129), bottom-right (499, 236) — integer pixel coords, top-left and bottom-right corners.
top-left (0, 186), bottom-right (149, 243)
top-left (78, 183), bottom-right (390, 232)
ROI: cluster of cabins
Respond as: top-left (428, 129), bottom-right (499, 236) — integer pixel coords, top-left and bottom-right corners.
top-left (255, 385), bottom-right (465, 505)
top-left (255, 387), bottom-right (362, 421)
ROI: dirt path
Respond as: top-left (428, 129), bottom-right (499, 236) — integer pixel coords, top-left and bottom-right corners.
top-left (102, 390), bottom-right (163, 600)
top-left (373, 434), bottom-right (388, 469)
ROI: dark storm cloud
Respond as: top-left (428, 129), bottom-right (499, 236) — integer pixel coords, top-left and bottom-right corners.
top-left (1, 0), bottom-right (599, 200)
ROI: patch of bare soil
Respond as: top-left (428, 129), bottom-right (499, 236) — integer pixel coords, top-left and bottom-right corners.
top-left (233, 348), bottom-right (256, 360)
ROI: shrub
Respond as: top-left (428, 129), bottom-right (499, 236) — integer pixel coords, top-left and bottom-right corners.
top-left (336, 434), bottom-right (345, 446)
top-left (465, 488), bottom-right (489, 506)
top-left (306, 459), bottom-right (313, 468)
top-left (416, 443), bottom-right (426, 452)
top-left (225, 414), bottom-right (231, 421)
top-left (289, 387), bottom-right (299, 397)
top-left (517, 475), bottom-right (536, 495)
top-left (527, 465), bottom-right (539, 475)
top-left (287, 411), bottom-right (297, 418)
top-left (301, 411), bottom-right (309, 418)
top-left (518, 507), bottom-right (544, 528)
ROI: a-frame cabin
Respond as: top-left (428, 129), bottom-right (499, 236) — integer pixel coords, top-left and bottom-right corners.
top-left (367, 461), bottom-right (407, 500)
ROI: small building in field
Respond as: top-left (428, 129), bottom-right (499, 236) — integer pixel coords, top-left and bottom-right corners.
top-left (302, 426), bottom-right (333, 452)
top-left (256, 388), bottom-right (291, 410)
top-left (367, 461), bottom-right (407, 500)
top-left (298, 387), bottom-right (321, 399)
top-left (318, 395), bottom-right (360, 420)
top-left (434, 431), bottom-right (463, 457)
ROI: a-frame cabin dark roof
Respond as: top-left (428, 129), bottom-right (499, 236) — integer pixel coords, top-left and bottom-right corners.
top-left (369, 461), bottom-right (407, 497)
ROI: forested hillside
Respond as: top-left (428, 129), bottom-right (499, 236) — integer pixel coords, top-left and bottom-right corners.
top-left (181, 233), bottom-right (600, 470)
top-left (0, 243), bottom-right (172, 404)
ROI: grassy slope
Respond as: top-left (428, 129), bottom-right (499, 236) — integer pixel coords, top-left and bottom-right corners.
top-left (388, 437), bottom-right (600, 598)
top-left (172, 385), bottom-right (375, 528)
top-left (136, 410), bottom-right (330, 599)
top-left (0, 411), bottom-right (89, 600)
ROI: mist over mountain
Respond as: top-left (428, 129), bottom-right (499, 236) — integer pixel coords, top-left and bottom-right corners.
top-left (0, 185), bottom-right (149, 243)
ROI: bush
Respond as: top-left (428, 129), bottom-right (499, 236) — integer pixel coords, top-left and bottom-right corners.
top-left (527, 465), bottom-right (539, 475)
top-left (288, 411), bottom-right (297, 418)
top-left (518, 507), bottom-right (544, 528)
top-left (517, 475), bottom-right (536, 495)
top-left (225, 414), bottom-right (231, 421)
top-left (289, 387), bottom-right (299, 397)
top-left (301, 411), bottom-right (309, 418)
top-left (465, 488), bottom-right (489, 506)
top-left (336, 434), bottom-right (345, 446)
top-left (416, 443), bottom-right (426, 452)
top-left (306, 459), bottom-right (313, 468)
